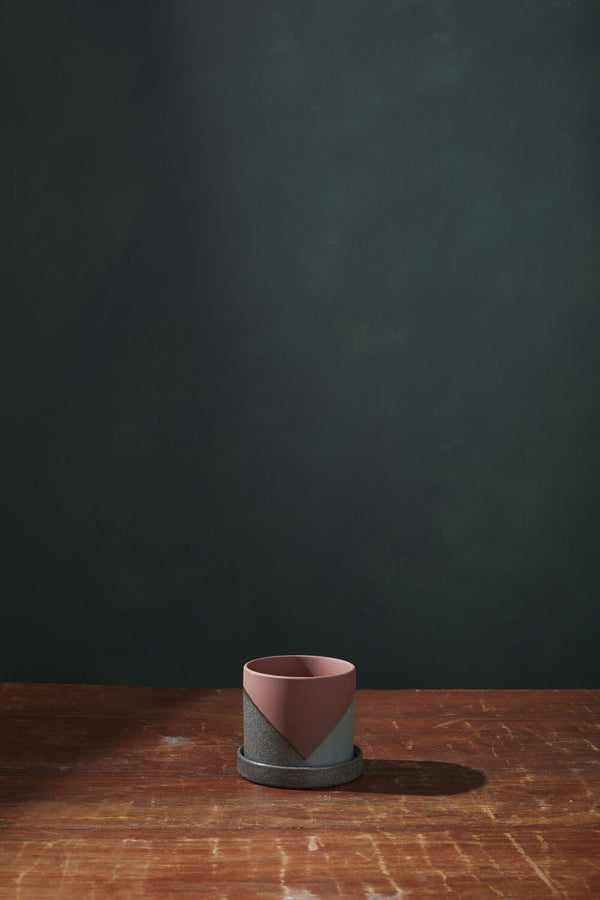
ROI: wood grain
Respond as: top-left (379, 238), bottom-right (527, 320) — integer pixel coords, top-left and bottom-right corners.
top-left (1, 685), bottom-right (599, 898)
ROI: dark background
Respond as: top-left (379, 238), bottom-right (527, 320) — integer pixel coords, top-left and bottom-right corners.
top-left (2, 0), bottom-right (599, 688)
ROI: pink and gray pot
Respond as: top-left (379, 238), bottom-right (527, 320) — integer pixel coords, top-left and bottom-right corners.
top-left (237, 655), bottom-right (363, 788)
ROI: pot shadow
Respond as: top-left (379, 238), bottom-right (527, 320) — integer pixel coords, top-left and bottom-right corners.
top-left (331, 758), bottom-right (486, 795)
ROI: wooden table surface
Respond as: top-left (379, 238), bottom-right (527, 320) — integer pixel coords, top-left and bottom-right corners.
top-left (0, 685), bottom-right (599, 898)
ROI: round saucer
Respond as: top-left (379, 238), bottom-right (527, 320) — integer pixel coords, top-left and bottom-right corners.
top-left (237, 744), bottom-right (363, 789)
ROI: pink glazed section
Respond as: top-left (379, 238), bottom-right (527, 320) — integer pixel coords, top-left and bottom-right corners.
top-left (243, 655), bottom-right (356, 759)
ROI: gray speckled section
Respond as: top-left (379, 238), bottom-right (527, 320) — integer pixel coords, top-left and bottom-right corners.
top-left (243, 690), bottom-right (305, 766)
top-left (242, 691), bottom-right (355, 767)
top-left (237, 744), bottom-right (363, 788)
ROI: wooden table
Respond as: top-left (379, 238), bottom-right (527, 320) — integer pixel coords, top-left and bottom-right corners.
top-left (1, 685), bottom-right (599, 898)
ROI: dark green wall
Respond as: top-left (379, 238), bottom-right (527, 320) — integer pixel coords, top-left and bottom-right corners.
top-left (2, 0), bottom-right (599, 687)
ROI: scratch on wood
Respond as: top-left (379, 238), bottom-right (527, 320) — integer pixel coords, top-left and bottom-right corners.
top-left (364, 887), bottom-right (407, 899)
top-left (416, 834), bottom-right (449, 888)
top-left (449, 839), bottom-right (472, 868)
top-left (308, 834), bottom-right (331, 862)
top-left (282, 891), bottom-right (321, 900)
top-left (472, 835), bottom-right (506, 897)
top-left (449, 839), bottom-right (506, 898)
top-left (534, 832), bottom-right (551, 856)
top-left (433, 718), bottom-right (467, 728)
top-left (14, 842), bottom-right (56, 897)
top-left (521, 725), bottom-right (558, 747)
top-left (59, 850), bottom-right (76, 887)
top-left (276, 838), bottom-right (289, 890)
top-left (575, 772), bottom-right (596, 806)
top-left (505, 832), bottom-right (560, 896)
top-left (95, 800), bottom-right (134, 819)
top-left (366, 834), bottom-right (405, 896)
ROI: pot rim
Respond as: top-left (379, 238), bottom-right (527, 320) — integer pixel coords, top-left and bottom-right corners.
top-left (244, 654), bottom-right (355, 680)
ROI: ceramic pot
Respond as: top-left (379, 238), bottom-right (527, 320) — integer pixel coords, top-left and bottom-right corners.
top-left (237, 654), bottom-right (363, 788)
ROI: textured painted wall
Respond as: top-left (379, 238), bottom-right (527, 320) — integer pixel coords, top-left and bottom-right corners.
top-left (2, 0), bottom-right (599, 686)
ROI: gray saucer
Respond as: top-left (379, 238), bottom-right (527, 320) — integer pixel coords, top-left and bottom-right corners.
top-left (237, 744), bottom-right (363, 789)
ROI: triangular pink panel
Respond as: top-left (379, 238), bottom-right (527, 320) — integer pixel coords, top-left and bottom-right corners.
top-left (244, 664), bottom-right (355, 760)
